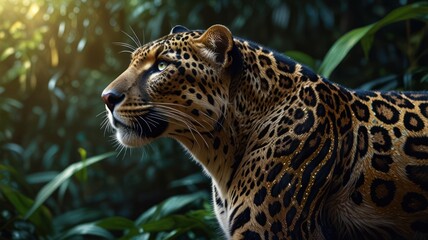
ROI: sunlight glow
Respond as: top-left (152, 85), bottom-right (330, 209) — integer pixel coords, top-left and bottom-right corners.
top-left (26, 3), bottom-right (40, 19)
top-left (49, 37), bottom-right (59, 67)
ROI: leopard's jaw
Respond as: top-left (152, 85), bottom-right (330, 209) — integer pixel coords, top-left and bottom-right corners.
top-left (104, 102), bottom-right (169, 147)
top-left (104, 108), bottom-right (142, 147)
top-left (114, 126), bottom-right (147, 147)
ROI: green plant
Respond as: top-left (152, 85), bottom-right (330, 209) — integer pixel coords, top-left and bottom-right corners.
top-left (1, 153), bottom-right (216, 239)
top-left (319, 2), bottom-right (428, 79)
top-left (56, 193), bottom-right (217, 240)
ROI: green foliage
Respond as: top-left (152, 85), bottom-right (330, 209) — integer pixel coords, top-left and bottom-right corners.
top-left (2, 152), bottom-right (215, 239)
top-left (0, 184), bottom-right (52, 236)
top-left (0, 0), bottom-right (427, 239)
top-left (24, 152), bottom-right (114, 220)
top-left (55, 194), bottom-right (216, 240)
top-left (319, 2), bottom-right (428, 78)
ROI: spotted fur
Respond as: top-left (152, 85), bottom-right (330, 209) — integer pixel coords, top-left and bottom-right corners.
top-left (102, 25), bottom-right (428, 239)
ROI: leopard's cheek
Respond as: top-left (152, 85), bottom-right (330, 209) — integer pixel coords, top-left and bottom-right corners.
top-left (146, 68), bottom-right (180, 99)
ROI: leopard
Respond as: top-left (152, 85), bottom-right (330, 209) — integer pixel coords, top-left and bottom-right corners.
top-left (102, 24), bottom-right (428, 239)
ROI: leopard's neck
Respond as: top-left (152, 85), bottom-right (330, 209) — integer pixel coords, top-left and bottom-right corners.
top-left (174, 103), bottom-right (243, 197)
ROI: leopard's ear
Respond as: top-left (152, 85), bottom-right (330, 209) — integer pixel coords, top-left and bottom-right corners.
top-left (195, 24), bottom-right (233, 67)
top-left (170, 25), bottom-right (189, 34)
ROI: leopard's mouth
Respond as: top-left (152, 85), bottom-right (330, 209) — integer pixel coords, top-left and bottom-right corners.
top-left (108, 109), bottom-right (168, 146)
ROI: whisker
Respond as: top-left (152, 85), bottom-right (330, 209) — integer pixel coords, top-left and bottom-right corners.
top-left (96, 110), bottom-right (107, 118)
top-left (156, 101), bottom-right (222, 119)
top-left (130, 26), bottom-right (142, 47)
top-left (152, 111), bottom-right (209, 148)
top-left (121, 30), bottom-right (140, 50)
top-left (119, 50), bottom-right (134, 54)
top-left (100, 118), bottom-right (111, 136)
top-left (153, 114), bottom-right (203, 147)
top-left (153, 104), bottom-right (216, 138)
top-left (152, 104), bottom-right (206, 128)
top-left (99, 110), bottom-right (114, 137)
top-left (115, 139), bottom-right (125, 157)
top-left (142, 141), bottom-right (155, 158)
top-left (145, 116), bottom-right (160, 127)
top-left (136, 116), bottom-right (152, 133)
top-left (152, 102), bottom-right (223, 130)
top-left (151, 111), bottom-right (201, 133)
top-left (113, 42), bottom-right (137, 51)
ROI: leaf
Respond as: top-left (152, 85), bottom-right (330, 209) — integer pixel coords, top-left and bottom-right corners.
top-left (95, 217), bottom-right (135, 230)
top-left (140, 215), bottom-right (198, 232)
top-left (58, 21), bottom-right (65, 37)
top-left (56, 223), bottom-right (115, 240)
top-left (24, 152), bottom-right (115, 219)
top-left (42, 145), bottom-right (59, 168)
top-left (422, 73), bottom-right (428, 83)
top-left (78, 148), bottom-right (87, 160)
top-left (48, 71), bottom-right (63, 91)
top-left (53, 208), bottom-right (105, 233)
top-left (285, 50), bottom-right (316, 70)
top-left (319, 2), bottom-right (428, 78)
top-left (0, 164), bottom-right (32, 193)
top-left (0, 185), bottom-right (52, 235)
top-left (319, 25), bottom-right (372, 78)
top-left (53, 88), bottom-right (66, 100)
top-left (26, 171), bottom-right (59, 184)
top-left (123, 197), bottom-right (216, 239)
top-left (0, 98), bottom-right (23, 112)
top-left (135, 192), bottom-right (206, 225)
top-left (358, 74), bottom-right (399, 91)
top-left (2, 143), bottom-right (24, 156)
top-left (77, 38), bottom-right (87, 52)
top-left (75, 148), bottom-right (88, 182)
top-left (1, 47), bottom-right (15, 61)
top-left (135, 210), bottom-right (215, 239)
top-left (169, 173), bottom-right (207, 188)
top-left (361, 2), bottom-right (428, 55)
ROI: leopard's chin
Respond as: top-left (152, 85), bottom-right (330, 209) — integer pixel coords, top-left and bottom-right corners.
top-left (109, 109), bottom-right (169, 147)
top-left (115, 129), bottom-right (153, 147)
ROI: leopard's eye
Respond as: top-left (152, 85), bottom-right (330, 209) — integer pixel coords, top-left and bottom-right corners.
top-left (157, 61), bottom-right (168, 71)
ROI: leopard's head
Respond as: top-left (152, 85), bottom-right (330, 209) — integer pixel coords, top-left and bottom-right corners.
top-left (102, 25), bottom-right (241, 147)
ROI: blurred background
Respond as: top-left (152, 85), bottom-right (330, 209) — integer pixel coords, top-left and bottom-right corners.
top-left (0, 0), bottom-right (427, 239)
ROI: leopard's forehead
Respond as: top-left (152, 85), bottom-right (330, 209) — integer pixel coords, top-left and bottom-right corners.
top-left (130, 31), bottom-right (203, 62)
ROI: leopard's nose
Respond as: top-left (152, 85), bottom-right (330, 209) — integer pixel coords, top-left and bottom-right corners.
top-left (101, 91), bottom-right (125, 112)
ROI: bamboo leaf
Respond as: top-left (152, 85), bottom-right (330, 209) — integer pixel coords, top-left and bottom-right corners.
top-left (24, 152), bottom-right (115, 219)
top-left (319, 2), bottom-right (428, 78)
